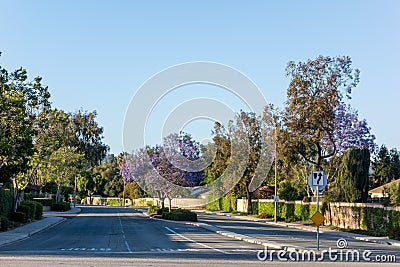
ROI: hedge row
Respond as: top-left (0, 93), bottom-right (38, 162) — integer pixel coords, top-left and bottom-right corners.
top-left (17, 200), bottom-right (43, 222)
top-left (162, 208), bottom-right (197, 222)
top-left (51, 202), bottom-right (71, 212)
top-left (33, 198), bottom-right (53, 206)
top-left (357, 207), bottom-right (400, 239)
top-left (205, 193), bottom-right (238, 212)
top-left (0, 189), bottom-right (13, 217)
top-left (252, 201), bottom-right (318, 222)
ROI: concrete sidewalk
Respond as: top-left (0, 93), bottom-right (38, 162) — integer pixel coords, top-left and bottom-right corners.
top-left (0, 207), bottom-right (81, 247)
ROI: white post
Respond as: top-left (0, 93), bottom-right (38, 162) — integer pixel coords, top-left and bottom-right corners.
top-left (316, 185), bottom-right (320, 251)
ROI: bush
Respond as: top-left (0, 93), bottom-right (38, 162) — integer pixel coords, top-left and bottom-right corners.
top-left (20, 200), bottom-right (43, 220)
top-left (52, 202), bottom-right (71, 212)
top-left (33, 198), bottom-right (53, 207)
top-left (0, 189), bottom-right (13, 217)
top-left (24, 193), bottom-right (34, 201)
top-left (162, 208), bottom-right (197, 222)
top-left (0, 215), bottom-right (10, 231)
top-left (17, 203), bottom-right (34, 222)
top-left (148, 205), bottom-right (160, 215)
top-left (9, 212), bottom-right (27, 223)
top-left (107, 199), bottom-right (119, 206)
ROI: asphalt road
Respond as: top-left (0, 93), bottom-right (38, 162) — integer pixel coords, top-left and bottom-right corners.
top-left (0, 206), bottom-right (398, 266)
top-left (0, 206), bottom-right (264, 259)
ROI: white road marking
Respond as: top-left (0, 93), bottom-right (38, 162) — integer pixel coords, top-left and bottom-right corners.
top-left (164, 227), bottom-right (229, 254)
top-left (118, 212), bottom-right (132, 253)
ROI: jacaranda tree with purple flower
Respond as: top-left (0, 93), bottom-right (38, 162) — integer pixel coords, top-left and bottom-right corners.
top-left (120, 132), bottom-right (203, 210)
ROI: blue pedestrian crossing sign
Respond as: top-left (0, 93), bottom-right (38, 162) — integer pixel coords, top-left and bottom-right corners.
top-left (308, 171), bottom-right (327, 189)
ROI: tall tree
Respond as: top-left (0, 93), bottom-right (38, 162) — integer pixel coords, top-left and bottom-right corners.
top-left (283, 55), bottom-right (360, 170)
top-left (0, 61), bottom-right (51, 210)
top-left (68, 110), bottom-right (109, 167)
top-left (371, 145), bottom-right (400, 188)
top-left (42, 146), bottom-right (84, 202)
top-left (335, 148), bottom-right (370, 202)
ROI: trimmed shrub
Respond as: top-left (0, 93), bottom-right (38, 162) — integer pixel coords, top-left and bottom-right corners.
top-left (0, 215), bottom-right (10, 231)
top-left (0, 189), bottom-right (13, 217)
top-left (107, 199), bottom-right (119, 206)
top-left (17, 203), bottom-right (35, 222)
top-left (20, 200), bottom-right (43, 220)
top-left (33, 198), bottom-right (53, 207)
top-left (162, 208), bottom-right (197, 222)
top-left (9, 212), bottom-right (27, 223)
top-left (148, 205), bottom-right (160, 215)
top-left (51, 202), bottom-right (71, 212)
top-left (206, 198), bottom-right (221, 211)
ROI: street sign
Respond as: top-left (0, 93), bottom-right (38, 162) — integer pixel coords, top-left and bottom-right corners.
top-left (311, 211), bottom-right (325, 226)
top-left (307, 171), bottom-right (327, 189)
top-left (273, 196), bottom-right (280, 202)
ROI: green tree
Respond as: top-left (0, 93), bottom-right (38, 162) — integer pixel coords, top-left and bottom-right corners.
top-left (0, 61), bottom-right (51, 210)
top-left (77, 169), bottom-right (102, 204)
top-left (283, 56), bottom-right (360, 170)
top-left (68, 110), bottom-right (109, 167)
top-left (124, 181), bottom-right (148, 199)
top-left (335, 148), bottom-right (370, 202)
top-left (93, 154), bottom-right (123, 197)
top-left (371, 145), bottom-right (398, 188)
top-left (42, 146), bottom-right (84, 202)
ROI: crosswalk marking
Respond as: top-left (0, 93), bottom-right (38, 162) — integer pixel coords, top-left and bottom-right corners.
top-left (60, 248), bottom-right (111, 252)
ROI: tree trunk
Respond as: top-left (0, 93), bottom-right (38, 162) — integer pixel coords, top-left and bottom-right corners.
top-left (246, 186), bottom-right (253, 215)
top-left (12, 178), bottom-right (19, 212)
top-left (168, 198), bottom-right (172, 212)
top-left (56, 184), bottom-right (62, 202)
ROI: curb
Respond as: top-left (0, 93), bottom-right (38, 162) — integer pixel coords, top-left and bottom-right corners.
top-left (196, 209), bottom-right (400, 247)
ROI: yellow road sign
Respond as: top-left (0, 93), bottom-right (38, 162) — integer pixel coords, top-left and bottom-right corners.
top-left (311, 211), bottom-right (325, 226)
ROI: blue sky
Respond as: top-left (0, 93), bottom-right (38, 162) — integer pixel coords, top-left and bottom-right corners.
top-left (1, 1), bottom-right (399, 154)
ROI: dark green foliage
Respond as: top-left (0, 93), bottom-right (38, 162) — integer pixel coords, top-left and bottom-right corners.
top-left (162, 209), bottom-right (197, 222)
top-left (51, 202), bottom-right (71, 211)
top-left (371, 146), bottom-right (400, 188)
top-left (17, 203), bottom-right (34, 221)
top-left (0, 215), bottom-right (9, 231)
top-left (9, 211), bottom-right (27, 223)
top-left (32, 201), bottom-right (43, 220)
top-left (0, 189), bottom-right (12, 217)
top-left (20, 200), bottom-right (42, 220)
top-left (24, 193), bottom-right (34, 201)
top-left (336, 148), bottom-right (370, 202)
top-left (33, 198), bottom-right (53, 206)
top-left (278, 180), bottom-right (304, 201)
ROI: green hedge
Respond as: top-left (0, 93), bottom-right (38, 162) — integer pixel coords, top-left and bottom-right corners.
top-left (0, 189), bottom-right (13, 217)
top-left (33, 198), bottom-right (53, 207)
top-left (17, 203), bottom-right (34, 222)
top-left (162, 209), bottom-right (197, 222)
top-left (52, 202), bottom-right (71, 212)
top-left (0, 215), bottom-right (9, 231)
top-left (254, 202), bottom-right (317, 222)
top-left (206, 193), bottom-right (237, 212)
top-left (9, 211), bottom-right (27, 223)
top-left (148, 205), bottom-right (160, 214)
top-left (107, 199), bottom-right (119, 206)
top-left (19, 200), bottom-right (43, 220)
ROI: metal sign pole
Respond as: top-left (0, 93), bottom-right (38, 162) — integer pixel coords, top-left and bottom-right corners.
top-left (316, 185), bottom-right (320, 251)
